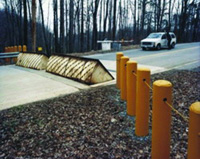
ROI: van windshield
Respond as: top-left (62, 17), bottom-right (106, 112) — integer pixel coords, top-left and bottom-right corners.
top-left (147, 33), bottom-right (162, 38)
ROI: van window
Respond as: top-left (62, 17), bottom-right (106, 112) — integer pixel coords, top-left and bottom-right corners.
top-left (162, 34), bottom-right (167, 39)
top-left (170, 34), bottom-right (175, 38)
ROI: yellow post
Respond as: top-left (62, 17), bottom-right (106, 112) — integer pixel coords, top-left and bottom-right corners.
top-left (38, 47), bottom-right (43, 52)
top-left (135, 67), bottom-right (150, 136)
top-left (23, 45), bottom-right (27, 52)
top-left (187, 102), bottom-right (200, 159)
top-left (18, 45), bottom-right (22, 52)
top-left (11, 46), bottom-right (14, 52)
top-left (5, 47), bottom-right (7, 52)
top-left (14, 46), bottom-right (17, 52)
top-left (7, 47), bottom-right (10, 52)
top-left (152, 80), bottom-right (172, 159)
top-left (116, 52), bottom-right (124, 89)
top-left (126, 61), bottom-right (137, 116)
top-left (120, 56), bottom-right (129, 100)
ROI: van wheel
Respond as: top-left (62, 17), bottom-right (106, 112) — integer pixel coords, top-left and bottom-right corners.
top-left (171, 43), bottom-right (175, 49)
top-left (156, 44), bottom-right (161, 50)
top-left (142, 47), bottom-right (146, 50)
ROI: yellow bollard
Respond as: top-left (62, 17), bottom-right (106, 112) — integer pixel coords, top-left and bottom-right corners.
top-left (14, 46), bottom-right (17, 52)
top-left (38, 47), bottom-right (43, 52)
top-left (116, 52), bottom-right (124, 89)
top-left (120, 56), bottom-right (129, 100)
top-left (11, 46), bottom-right (14, 52)
top-left (126, 61), bottom-right (137, 116)
top-left (187, 102), bottom-right (200, 159)
top-left (23, 45), bottom-right (27, 52)
top-left (5, 47), bottom-right (7, 52)
top-left (152, 80), bottom-right (172, 159)
top-left (7, 47), bottom-right (10, 52)
top-left (135, 67), bottom-right (150, 136)
top-left (18, 45), bottom-right (22, 52)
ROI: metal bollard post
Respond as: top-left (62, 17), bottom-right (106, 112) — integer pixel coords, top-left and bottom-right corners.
top-left (135, 67), bottom-right (150, 136)
top-left (11, 46), bottom-right (14, 52)
top-left (18, 45), bottom-right (22, 52)
top-left (120, 56), bottom-right (129, 100)
top-left (152, 80), bottom-right (172, 159)
top-left (7, 47), bottom-right (10, 52)
top-left (23, 45), bottom-right (27, 52)
top-left (126, 61), bottom-right (137, 116)
top-left (14, 46), bottom-right (17, 52)
top-left (116, 52), bottom-right (124, 89)
top-left (187, 102), bottom-right (200, 159)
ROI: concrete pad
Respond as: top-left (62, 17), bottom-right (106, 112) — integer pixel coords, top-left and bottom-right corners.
top-left (99, 60), bottom-right (167, 75)
top-left (0, 65), bottom-right (89, 110)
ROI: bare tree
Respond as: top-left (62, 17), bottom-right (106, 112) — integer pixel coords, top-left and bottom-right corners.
top-left (23, 0), bottom-right (28, 46)
top-left (60, 0), bottom-right (64, 53)
top-left (69, 0), bottom-right (74, 53)
top-left (32, 0), bottom-right (36, 52)
top-left (53, 0), bottom-right (58, 53)
top-left (92, 0), bottom-right (100, 50)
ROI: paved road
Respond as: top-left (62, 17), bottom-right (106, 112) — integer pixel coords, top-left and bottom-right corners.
top-left (0, 42), bottom-right (199, 110)
top-left (85, 42), bottom-right (200, 74)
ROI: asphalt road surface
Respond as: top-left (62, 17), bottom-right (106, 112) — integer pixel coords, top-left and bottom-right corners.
top-left (85, 42), bottom-right (200, 74)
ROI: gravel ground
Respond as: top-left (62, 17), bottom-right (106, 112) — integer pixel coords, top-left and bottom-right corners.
top-left (0, 68), bottom-right (199, 159)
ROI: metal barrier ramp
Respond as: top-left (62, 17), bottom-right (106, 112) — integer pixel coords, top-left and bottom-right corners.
top-left (46, 55), bottom-right (114, 84)
top-left (16, 53), bottom-right (48, 70)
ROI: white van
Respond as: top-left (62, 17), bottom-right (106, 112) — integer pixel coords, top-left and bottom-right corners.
top-left (140, 32), bottom-right (177, 50)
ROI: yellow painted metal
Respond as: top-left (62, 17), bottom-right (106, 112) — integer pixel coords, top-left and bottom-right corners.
top-left (116, 52), bottom-right (124, 89)
top-left (152, 80), bottom-right (172, 159)
top-left (7, 47), bottom-right (10, 52)
top-left (23, 45), bottom-right (27, 52)
top-left (16, 53), bottom-right (48, 70)
top-left (188, 102), bottom-right (200, 159)
top-left (14, 46), bottom-right (17, 52)
top-left (46, 55), bottom-right (114, 84)
top-left (4, 47), bottom-right (7, 52)
top-left (38, 47), bottom-right (43, 52)
top-left (126, 61), bottom-right (137, 116)
top-left (11, 46), bottom-right (14, 52)
top-left (135, 67), bottom-right (150, 136)
top-left (18, 45), bottom-right (22, 52)
top-left (120, 56), bottom-right (129, 100)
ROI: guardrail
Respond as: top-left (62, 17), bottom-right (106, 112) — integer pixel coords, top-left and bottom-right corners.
top-left (0, 45), bottom-right (27, 65)
top-left (0, 52), bottom-right (20, 65)
top-left (116, 52), bottom-right (200, 159)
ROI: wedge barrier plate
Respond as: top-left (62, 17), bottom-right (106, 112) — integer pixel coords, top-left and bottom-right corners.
top-left (16, 53), bottom-right (48, 70)
top-left (46, 54), bottom-right (114, 84)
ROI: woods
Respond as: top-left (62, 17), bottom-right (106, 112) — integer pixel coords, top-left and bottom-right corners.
top-left (0, 0), bottom-right (199, 54)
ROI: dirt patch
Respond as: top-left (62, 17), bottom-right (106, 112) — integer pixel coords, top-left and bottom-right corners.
top-left (0, 68), bottom-right (199, 158)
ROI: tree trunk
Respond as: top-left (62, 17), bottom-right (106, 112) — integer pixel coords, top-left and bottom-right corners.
top-left (112, 0), bottom-right (117, 40)
top-left (39, 0), bottom-right (49, 55)
top-left (32, 0), bottom-right (36, 52)
top-left (103, 0), bottom-right (109, 39)
top-left (80, 0), bottom-right (84, 52)
top-left (23, 0), bottom-right (28, 46)
top-left (92, 0), bottom-right (100, 50)
top-left (60, 0), bottom-right (64, 53)
top-left (69, 0), bottom-right (74, 53)
top-left (53, 0), bottom-right (58, 53)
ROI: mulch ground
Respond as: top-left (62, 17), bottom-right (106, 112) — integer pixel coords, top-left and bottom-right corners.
top-left (0, 68), bottom-right (199, 159)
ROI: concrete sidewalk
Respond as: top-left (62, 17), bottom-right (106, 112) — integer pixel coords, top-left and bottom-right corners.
top-left (0, 62), bottom-right (168, 111)
top-left (0, 65), bottom-right (90, 110)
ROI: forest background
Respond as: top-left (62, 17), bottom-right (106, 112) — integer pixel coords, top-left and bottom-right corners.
top-left (0, 0), bottom-right (199, 55)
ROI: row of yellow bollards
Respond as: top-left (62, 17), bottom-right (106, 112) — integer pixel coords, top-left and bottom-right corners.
top-left (116, 52), bottom-right (200, 159)
top-left (4, 45), bottom-right (27, 52)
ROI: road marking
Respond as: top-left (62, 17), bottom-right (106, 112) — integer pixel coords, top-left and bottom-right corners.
top-left (166, 60), bottom-right (200, 70)
top-left (130, 46), bottom-right (200, 60)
